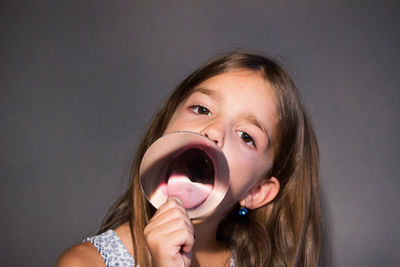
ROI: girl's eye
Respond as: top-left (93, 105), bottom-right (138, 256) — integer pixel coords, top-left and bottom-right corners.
top-left (190, 105), bottom-right (212, 116)
top-left (237, 130), bottom-right (256, 147)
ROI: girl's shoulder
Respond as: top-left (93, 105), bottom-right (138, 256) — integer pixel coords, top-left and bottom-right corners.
top-left (57, 224), bottom-right (135, 267)
top-left (56, 241), bottom-right (105, 267)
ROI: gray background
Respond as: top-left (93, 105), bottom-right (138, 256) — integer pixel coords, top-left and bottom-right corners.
top-left (1, 1), bottom-right (399, 266)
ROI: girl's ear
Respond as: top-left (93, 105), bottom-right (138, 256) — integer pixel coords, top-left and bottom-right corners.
top-left (240, 177), bottom-right (280, 210)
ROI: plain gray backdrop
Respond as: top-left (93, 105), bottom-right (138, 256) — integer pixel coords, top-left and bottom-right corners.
top-left (1, 1), bottom-right (399, 266)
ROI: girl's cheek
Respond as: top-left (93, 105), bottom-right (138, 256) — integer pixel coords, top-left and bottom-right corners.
top-left (224, 146), bottom-right (258, 194)
top-left (230, 141), bottom-right (259, 169)
top-left (165, 110), bottom-right (205, 133)
top-left (164, 117), bottom-right (191, 133)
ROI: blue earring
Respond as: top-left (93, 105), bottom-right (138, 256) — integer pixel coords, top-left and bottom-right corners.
top-left (238, 206), bottom-right (248, 216)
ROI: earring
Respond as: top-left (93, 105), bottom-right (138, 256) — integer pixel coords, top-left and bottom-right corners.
top-left (238, 206), bottom-right (248, 216)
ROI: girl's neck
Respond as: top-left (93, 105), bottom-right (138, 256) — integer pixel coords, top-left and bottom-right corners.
top-left (191, 205), bottom-right (234, 251)
top-left (190, 217), bottom-right (232, 267)
top-left (192, 219), bottom-right (221, 251)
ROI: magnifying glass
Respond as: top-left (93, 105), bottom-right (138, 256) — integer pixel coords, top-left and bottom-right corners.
top-left (139, 131), bottom-right (230, 219)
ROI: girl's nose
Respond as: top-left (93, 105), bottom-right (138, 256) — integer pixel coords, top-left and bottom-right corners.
top-left (200, 121), bottom-right (224, 147)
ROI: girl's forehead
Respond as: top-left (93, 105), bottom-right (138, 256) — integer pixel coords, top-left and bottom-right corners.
top-left (201, 69), bottom-right (266, 83)
top-left (192, 70), bottom-right (275, 103)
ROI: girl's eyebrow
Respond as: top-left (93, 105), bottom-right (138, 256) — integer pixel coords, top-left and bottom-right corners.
top-left (192, 87), bottom-right (219, 100)
top-left (243, 113), bottom-right (272, 145)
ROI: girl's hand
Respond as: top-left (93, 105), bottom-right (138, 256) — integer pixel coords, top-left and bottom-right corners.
top-left (144, 196), bottom-right (195, 267)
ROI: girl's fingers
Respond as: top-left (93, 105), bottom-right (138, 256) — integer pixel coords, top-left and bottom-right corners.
top-left (153, 196), bottom-right (188, 218)
top-left (146, 227), bottom-right (194, 267)
top-left (147, 208), bottom-right (191, 232)
top-left (145, 217), bottom-right (194, 240)
top-left (170, 228), bottom-right (195, 257)
top-left (144, 196), bottom-right (194, 267)
top-left (146, 197), bottom-right (190, 227)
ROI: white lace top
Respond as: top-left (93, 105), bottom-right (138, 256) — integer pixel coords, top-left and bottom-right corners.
top-left (85, 229), bottom-right (235, 267)
top-left (85, 230), bottom-right (136, 267)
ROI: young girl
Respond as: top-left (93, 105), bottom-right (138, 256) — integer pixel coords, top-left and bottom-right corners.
top-left (57, 52), bottom-right (321, 267)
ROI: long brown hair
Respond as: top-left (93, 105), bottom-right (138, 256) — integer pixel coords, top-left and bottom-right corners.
top-left (98, 52), bottom-right (321, 266)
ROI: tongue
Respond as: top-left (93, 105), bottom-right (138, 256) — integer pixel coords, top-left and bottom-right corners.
top-left (167, 173), bottom-right (213, 209)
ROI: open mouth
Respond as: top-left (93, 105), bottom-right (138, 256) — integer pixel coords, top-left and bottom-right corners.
top-left (163, 148), bottom-right (215, 209)
top-left (140, 131), bottom-right (230, 218)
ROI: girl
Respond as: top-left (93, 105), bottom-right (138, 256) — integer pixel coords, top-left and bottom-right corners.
top-left (57, 52), bottom-right (321, 266)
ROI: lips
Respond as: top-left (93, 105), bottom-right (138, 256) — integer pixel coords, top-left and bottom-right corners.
top-left (164, 148), bottom-right (215, 209)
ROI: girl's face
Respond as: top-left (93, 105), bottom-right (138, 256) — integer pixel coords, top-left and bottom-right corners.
top-left (164, 70), bottom-right (278, 212)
